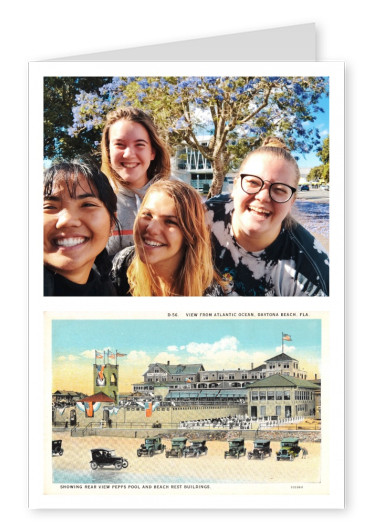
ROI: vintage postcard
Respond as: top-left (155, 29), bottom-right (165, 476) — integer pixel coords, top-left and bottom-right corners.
top-left (39, 311), bottom-right (335, 509)
top-left (28, 61), bottom-right (344, 509)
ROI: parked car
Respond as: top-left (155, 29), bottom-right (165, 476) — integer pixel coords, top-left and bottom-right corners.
top-left (224, 438), bottom-right (247, 459)
top-left (137, 436), bottom-right (165, 457)
top-left (276, 437), bottom-right (301, 461)
top-left (165, 437), bottom-right (188, 458)
top-left (90, 448), bottom-right (128, 470)
top-left (247, 439), bottom-right (272, 460)
top-left (52, 440), bottom-right (64, 456)
top-left (183, 440), bottom-right (208, 458)
top-left (300, 184), bottom-right (309, 191)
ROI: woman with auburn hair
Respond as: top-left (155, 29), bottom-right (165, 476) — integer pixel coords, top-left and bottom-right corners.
top-left (206, 137), bottom-right (329, 296)
top-left (111, 180), bottom-right (223, 296)
top-left (101, 106), bottom-right (171, 257)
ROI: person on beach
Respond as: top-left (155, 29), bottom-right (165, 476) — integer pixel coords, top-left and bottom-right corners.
top-left (44, 159), bottom-right (118, 296)
top-left (101, 107), bottom-right (171, 257)
top-left (206, 137), bottom-right (329, 296)
top-left (111, 180), bottom-right (223, 296)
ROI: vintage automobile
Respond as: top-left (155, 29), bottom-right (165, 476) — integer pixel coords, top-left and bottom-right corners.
top-left (276, 437), bottom-right (301, 461)
top-left (183, 440), bottom-right (208, 458)
top-left (247, 439), bottom-right (272, 460)
top-left (165, 437), bottom-right (188, 458)
top-left (52, 440), bottom-right (64, 456)
top-left (137, 436), bottom-right (165, 457)
top-left (224, 438), bottom-right (247, 459)
top-left (90, 448), bottom-right (129, 470)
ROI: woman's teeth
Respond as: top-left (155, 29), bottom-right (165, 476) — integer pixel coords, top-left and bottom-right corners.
top-left (144, 239), bottom-right (164, 247)
top-left (56, 237), bottom-right (86, 247)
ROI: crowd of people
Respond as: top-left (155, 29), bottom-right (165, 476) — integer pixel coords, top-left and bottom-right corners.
top-left (44, 106), bottom-right (329, 297)
top-left (179, 415), bottom-right (254, 430)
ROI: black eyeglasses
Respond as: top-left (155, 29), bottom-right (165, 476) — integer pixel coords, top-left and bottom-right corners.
top-left (240, 174), bottom-right (296, 203)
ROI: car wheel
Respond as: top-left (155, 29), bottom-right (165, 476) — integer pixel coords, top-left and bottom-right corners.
top-left (91, 462), bottom-right (98, 470)
top-left (166, 453), bottom-right (169, 458)
top-left (59, 450), bottom-right (64, 456)
top-left (149, 449), bottom-right (154, 457)
top-left (224, 453), bottom-right (227, 459)
top-left (115, 462), bottom-right (122, 470)
top-left (137, 450), bottom-right (141, 457)
top-left (122, 460), bottom-right (128, 469)
top-left (248, 453), bottom-right (251, 460)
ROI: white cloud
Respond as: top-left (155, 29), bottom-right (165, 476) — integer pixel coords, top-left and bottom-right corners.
top-left (81, 349), bottom-right (96, 359)
top-left (275, 345), bottom-right (296, 354)
top-left (185, 336), bottom-right (239, 356)
top-left (126, 350), bottom-right (151, 365)
top-left (167, 345), bottom-right (179, 352)
top-left (57, 354), bottom-right (78, 362)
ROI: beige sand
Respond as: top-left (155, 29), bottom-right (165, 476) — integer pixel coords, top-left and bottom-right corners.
top-left (51, 432), bottom-right (321, 485)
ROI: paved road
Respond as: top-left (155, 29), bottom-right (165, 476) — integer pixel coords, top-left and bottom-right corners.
top-left (296, 189), bottom-right (329, 204)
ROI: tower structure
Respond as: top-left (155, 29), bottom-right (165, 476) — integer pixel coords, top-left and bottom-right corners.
top-left (93, 350), bottom-right (119, 404)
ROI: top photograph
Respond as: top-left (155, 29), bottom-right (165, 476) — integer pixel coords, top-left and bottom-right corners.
top-left (43, 75), bottom-right (329, 297)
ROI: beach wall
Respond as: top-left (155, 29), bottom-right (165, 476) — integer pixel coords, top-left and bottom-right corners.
top-left (53, 403), bottom-right (249, 428)
top-left (63, 426), bottom-right (320, 443)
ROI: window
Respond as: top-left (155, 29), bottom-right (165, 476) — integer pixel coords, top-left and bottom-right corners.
top-left (228, 375), bottom-right (235, 380)
top-left (259, 391), bottom-right (266, 401)
top-left (276, 406), bottom-right (281, 416)
top-left (251, 391), bottom-right (258, 401)
top-left (267, 391), bottom-right (275, 400)
top-left (284, 391), bottom-right (290, 400)
top-left (276, 391), bottom-right (283, 401)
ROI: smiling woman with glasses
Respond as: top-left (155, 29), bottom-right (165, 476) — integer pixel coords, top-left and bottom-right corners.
top-left (206, 137), bottom-right (329, 296)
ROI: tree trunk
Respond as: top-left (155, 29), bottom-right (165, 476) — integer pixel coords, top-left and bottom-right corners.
top-left (207, 152), bottom-right (229, 199)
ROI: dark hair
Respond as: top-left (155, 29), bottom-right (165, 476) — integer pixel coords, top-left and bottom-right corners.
top-left (43, 157), bottom-right (119, 278)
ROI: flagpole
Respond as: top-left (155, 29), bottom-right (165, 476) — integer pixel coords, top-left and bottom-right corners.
top-left (282, 332), bottom-right (284, 354)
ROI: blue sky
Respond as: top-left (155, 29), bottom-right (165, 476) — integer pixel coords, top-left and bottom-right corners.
top-left (52, 319), bottom-right (322, 392)
top-left (295, 93), bottom-right (329, 169)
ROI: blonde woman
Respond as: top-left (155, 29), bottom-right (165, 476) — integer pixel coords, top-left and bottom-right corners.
top-left (111, 180), bottom-right (223, 296)
top-left (101, 106), bottom-right (171, 257)
top-left (206, 137), bottom-right (329, 296)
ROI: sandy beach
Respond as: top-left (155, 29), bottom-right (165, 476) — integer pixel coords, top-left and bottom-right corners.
top-left (51, 432), bottom-right (321, 488)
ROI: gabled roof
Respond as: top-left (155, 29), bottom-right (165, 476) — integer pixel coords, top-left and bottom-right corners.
top-left (248, 374), bottom-right (320, 389)
top-left (264, 353), bottom-right (297, 363)
top-left (80, 392), bottom-right (114, 403)
top-left (53, 390), bottom-right (81, 395)
top-left (251, 364), bottom-right (266, 372)
top-left (145, 363), bottom-right (204, 376)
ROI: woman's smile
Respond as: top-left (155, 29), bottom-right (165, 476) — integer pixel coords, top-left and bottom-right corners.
top-left (135, 191), bottom-right (184, 277)
top-left (43, 175), bottom-right (112, 284)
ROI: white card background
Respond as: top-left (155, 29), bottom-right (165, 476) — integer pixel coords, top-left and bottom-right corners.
top-left (4, 0), bottom-right (370, 524)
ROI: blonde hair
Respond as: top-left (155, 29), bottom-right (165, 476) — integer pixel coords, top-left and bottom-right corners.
top-left (239, 136), bottom-right (300, 189)
top-left (100, 107), bottom-right (171, 192)
top-left (236, 136), bottom-right (299, 229)
top-left (127, 180), bottom-right (218, 296)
